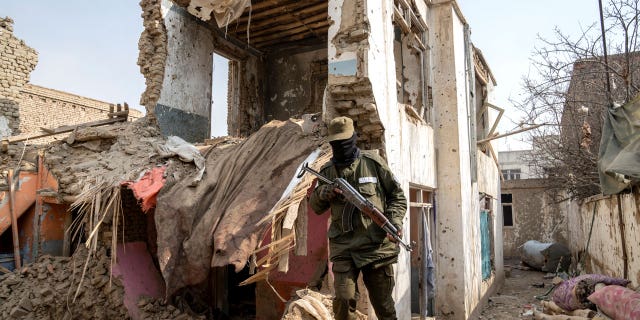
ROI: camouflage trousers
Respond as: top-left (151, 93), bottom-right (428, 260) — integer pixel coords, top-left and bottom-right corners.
top-left (332, 260), bottom-right (397, 320)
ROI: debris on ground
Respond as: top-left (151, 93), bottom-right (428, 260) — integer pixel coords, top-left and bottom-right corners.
top-left (0, 245), bottom-right (204, 320)
top-left (551, 274), bottom-right (630, 311)
top-left (482, 263), bottom-right (637, 320)
top-left (281, 289), bottom-right (366, 320)
top-left (521, 240), bottom-right (571, 272)
top-left (44, 118), bottom-right (167, 202)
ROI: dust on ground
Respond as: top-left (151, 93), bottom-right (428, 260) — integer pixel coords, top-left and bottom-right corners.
top-left (480, 260), bottom-right (554, 319)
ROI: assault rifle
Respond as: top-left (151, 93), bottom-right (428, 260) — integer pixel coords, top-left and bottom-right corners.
top-left (297, 163), bottom-right (413, 252)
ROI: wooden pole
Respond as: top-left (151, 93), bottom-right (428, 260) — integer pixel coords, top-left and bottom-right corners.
top-left (8, 169), bottom-right (21, 269)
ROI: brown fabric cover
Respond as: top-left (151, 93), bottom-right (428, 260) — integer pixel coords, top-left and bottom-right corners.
top-left (154, 120), bottom-right (321, 297)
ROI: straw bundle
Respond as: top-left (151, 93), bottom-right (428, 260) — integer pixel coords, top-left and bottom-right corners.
top-left (68, 179), bottom-right (124, 302)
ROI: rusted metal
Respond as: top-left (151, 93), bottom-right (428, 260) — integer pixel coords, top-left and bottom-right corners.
top-left (8, 169), bottom-right (21, 269)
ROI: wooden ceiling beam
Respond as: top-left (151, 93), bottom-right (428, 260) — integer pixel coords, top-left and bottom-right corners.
top-left (254, 25), bottom-right (329, 48)
top-left (236, 13), bottom-right (327, 39)
top-left (237, 0), bottom-right (315, 23)
top-left (248, 20), bottom-right (329, 43)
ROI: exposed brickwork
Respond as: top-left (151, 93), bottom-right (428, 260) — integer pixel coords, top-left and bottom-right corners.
top-left (0, 17), bottom-right (38, 136)
top-left (18, 84), bottom-right (142, 143)
top-left (327, 79), bottom-right (384, 151)
top-left (138, 0), bottom-right (168, 117)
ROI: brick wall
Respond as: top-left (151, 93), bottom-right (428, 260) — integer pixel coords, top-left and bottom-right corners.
top-left (19, 84), bottom-right (142, 143)
top-left (0, 17), bottom-right (38, 136)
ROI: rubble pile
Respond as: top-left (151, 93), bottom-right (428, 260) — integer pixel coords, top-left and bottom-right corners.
top-left (44, 118), bottom-right (166, 201)
top-left (0, 246), bottom-right (203, 320)
top-left (0, 247), bottom-right (127, 319)
top-left (281, 289), bottom-right (366, 320)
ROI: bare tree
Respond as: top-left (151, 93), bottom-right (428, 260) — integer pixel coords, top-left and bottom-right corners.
top-left (515, 0), bottom-right (640, 199)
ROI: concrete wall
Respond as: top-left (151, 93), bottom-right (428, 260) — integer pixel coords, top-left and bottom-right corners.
top-left (0, 17), bottom-right (38, 137)
top-left (501, 179), bottom-right (568, 258)
top-left (265, 48), bottom-right (327, 121)
top-left (431, 1), bottom-right (502, 318)
top-left (156, 0), bottom-right (213, 142)
top-left (566, 190), bottom-right (640, 287)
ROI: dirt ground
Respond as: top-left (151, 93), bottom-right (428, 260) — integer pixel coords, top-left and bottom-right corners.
top-left (479, 260), bottom-right (555, 319)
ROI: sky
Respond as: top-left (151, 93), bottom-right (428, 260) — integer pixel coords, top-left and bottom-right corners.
top-left (2, 1), bottom-right (603, 145)
top-left (457, 0), bottom-right (600, 150)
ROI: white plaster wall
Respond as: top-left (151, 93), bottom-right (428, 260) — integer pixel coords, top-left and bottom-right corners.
top-left (158, 0), bottom-right (213, 118)
top-left (431, 2), bottom-right (503, 317)
top-left (402, 112), bottom-right (437, 187)
top-left (363, 1), bottom-right (412, 318)
top-left (327, 0), bottom-right (358, 72)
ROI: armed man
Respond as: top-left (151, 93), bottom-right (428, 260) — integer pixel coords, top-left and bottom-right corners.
top-left (309, 116), bottom-right (407, 320)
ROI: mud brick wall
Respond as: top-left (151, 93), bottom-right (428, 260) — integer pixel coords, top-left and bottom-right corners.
top-left (0, 17), bottom-right (38, 137)
top-left (18, 84), bottom-right (142, 143)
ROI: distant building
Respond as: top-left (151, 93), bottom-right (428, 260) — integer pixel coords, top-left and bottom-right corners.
top-left (498, 148), bottom-right (567, 258)
top-left (498, 150), bottom-right (536, 180)
top-left (18, 84), bottom-right (142, 143)
top-left (0, 17), bottom-right (141, 143)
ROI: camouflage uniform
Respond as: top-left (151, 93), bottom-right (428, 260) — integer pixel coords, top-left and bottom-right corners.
top-left (309, 150), bottom-right (407, 320)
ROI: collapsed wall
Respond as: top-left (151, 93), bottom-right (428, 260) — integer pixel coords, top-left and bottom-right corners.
top-left (44, 118), bottom-right (165, 202)
top-left (138, 0), bottom-right (167, 117)
top-left (0, 17), bottom-right (38, 136)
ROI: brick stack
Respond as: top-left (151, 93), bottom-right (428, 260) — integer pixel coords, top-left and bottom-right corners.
top-left (0, 17), bottom-right (38, 137)
top-left (327, 79), bottom-right (385, 150)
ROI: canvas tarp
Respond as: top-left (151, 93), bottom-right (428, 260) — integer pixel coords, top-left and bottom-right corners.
top-left (154, 120), bottom-right (322, 297)
top-left (598, 94), bottom-right (640, 194)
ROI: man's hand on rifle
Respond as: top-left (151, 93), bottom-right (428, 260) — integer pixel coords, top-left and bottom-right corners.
top-left (317, 184), bottom-right (342, 201)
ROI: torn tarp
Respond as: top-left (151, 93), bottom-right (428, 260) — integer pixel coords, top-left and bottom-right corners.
top-left (598, 94), bottom-right (640, 194)
top-left (122, 166), bottom-right (167, 213)
top-left (154, 120), bottom-right (323, 297)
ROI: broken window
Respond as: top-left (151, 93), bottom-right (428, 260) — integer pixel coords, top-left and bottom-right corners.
top-left (392, 0), bottom-right (432, 123)
top-left (501, 193), bottom-right (514, 227)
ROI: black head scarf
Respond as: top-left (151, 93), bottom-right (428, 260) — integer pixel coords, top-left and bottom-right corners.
top-left (330, 132), bottom-right (360, 167)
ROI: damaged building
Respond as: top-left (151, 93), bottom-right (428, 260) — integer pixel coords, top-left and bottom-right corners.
top-left (1, 0), bottom-right (505, 319)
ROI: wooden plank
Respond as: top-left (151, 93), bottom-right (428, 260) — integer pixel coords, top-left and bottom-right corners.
top-left (8, 170), bottom-right (21, 269)
top-left (234, 1), bottom-right (326, 34)
top-left (237, 0), bottom-right (316, 23)
top-left (254, 26), bottom-right (329, 47)
top-left (250, 20), bottom-right (329, 44)
top-left (394, 6), bottom-right (411, 34)
top-left (238, 13), bottom-right (327, 39)
top-left (8, 117), bottom-right (125, 143)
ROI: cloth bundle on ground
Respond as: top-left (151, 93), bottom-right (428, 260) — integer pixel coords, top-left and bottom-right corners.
top-left (154, 120), bottom-right (322, 297)
top-left (552, 274), bottom-right (631, 311)
top-left (520, 240), bottom-right (571, 272)
top-left (588, 285), bottom-right (640, 320)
